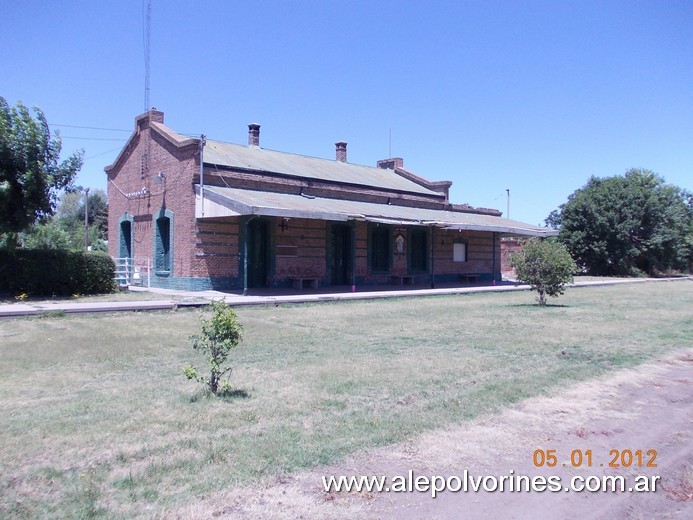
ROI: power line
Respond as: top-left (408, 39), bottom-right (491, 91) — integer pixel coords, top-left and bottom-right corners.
top-left (50, 124), bottom-right (130, 132)
top-left (84, 147), bottom-right (125, 160)
top-left (61, 136), bottom-right (128, 141)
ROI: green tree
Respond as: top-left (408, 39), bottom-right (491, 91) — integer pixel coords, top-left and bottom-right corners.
top-left (55, 190), bottom-right (84, 220)
top-left (17, 189), bottom-right (108, 251)
top-left (56, 189), bottom-right (108, 244)
top-left (511, 238), bottom-right (577, 305)
top-left (183, 301), bottom-right (244, 395)
top-left (0, 97), bottom-right (83, 242)
top-left (547, 169), bottom-right (692, 276)
top-left (87, 190), bottom-right (109, 240)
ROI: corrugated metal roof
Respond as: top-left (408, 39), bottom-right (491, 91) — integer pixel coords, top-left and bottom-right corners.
top-left (203, 140), bottom-right (442, 197)
top-left (199, 185), bottom-right (557, 237)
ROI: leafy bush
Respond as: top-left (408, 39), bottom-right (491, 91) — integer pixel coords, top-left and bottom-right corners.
top-left (511, 238), bottom-right (577, 305)
top-left (81, 252), bottom-right (117, 294)
top-left (0, 250), bottom-right (116, 296)
top-left (183, 301), bottom-right (244, 395)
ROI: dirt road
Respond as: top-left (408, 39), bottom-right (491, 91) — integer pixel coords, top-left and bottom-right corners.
top-left (176, 351), bottom-right (692, 519)
top-left (356, 351), bottom-right (693, 520)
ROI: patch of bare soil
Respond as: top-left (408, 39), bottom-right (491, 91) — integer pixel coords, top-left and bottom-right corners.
top-left (171, 351), bottom-right (692, 519)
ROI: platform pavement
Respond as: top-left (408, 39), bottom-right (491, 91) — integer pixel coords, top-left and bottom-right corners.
top-left (0, 277), bottom-right (687, 318)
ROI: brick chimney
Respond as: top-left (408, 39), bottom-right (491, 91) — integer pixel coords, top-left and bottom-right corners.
top-left (377, 157), bottom-right (404, 170)
top-left (135, 108), bottom-right (164, 132)
top-left (335, 141), bottom-right (347, 162)
top-left (248, 123), bottom-right (260, 147)
top-left (147, 107), bottom-right (164, 124)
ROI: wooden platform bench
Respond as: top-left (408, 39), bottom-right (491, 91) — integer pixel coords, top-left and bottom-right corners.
top-left (391, 275), bottom-right (415, 286)
top-left (292, 278), bottom-right (320, 289)
top-left (459, 274), bottom-right (479, 284)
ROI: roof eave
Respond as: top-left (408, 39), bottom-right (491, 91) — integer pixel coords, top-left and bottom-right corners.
top-left (441, 224), bottom-right (559, 237)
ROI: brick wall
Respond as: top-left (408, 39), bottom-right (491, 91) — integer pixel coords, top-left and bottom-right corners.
top-left (351, 224), bottom-right (501, 284)
top-left (107, 117), bottom-right (199, 285)
top-left (274, 218), bottom-right (327, 281)
top-left (194, 219), bottom-right (240, 278)
top-left (501, 237), bottom-right (524, 278)
top-left (433, 230), bottom-right (500, 277)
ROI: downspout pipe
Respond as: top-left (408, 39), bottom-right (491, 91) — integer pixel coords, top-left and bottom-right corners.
top-left (199, 134), bottom-right (206, 217)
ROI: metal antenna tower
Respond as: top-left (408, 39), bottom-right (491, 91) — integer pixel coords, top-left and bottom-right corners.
top-left (144, 0), bottom-right (151, 113)
top-left (140, 0), bottom-right (152, 183)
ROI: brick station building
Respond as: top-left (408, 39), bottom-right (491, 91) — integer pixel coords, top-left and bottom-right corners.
top-left (106, 110), bottom-right (555, 292)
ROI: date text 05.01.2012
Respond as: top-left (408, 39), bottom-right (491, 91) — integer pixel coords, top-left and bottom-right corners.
top-left (533, 449), bottom-right (657, 468)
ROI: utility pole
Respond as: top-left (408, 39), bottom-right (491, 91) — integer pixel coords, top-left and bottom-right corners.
top-left (84, 187), bottom-right (90, 251)
top-left (506, 188), bottom-right (510, 219)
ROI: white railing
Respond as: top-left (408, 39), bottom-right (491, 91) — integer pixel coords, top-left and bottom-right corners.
top-left (113, 257), bottom-right (151, 288)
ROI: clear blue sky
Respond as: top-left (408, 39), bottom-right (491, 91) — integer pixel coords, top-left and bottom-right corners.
top-left (2, 0), bottom-right (691, 226)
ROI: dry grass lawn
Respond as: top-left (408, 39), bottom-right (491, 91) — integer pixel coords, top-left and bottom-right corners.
top-left (0, 281), bottom-right (691, 518)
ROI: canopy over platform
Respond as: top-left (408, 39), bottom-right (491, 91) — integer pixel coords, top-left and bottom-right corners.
top-left (195, 185), bottom-right (557, 237)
